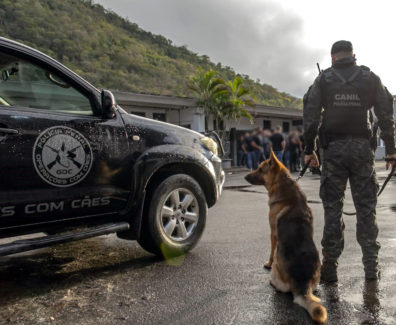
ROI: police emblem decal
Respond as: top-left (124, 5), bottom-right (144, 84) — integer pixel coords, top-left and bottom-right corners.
top-left (33, 126), bottom-right (93, 187)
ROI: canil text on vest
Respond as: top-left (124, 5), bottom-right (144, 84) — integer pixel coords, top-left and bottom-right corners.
top-left (334, 94), bottom-right (360, 101)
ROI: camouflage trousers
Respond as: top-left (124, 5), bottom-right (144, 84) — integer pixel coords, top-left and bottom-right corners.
top-left (320, 138), bottom-right (380, 273)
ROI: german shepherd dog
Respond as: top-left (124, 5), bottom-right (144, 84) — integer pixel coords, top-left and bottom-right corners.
top-left (245, 151), bottom-right (327, 324)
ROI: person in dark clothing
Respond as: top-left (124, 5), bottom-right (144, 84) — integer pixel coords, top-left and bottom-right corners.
top-left (298, 128), bottom-right (305, 170)
top-left (242, 132), bottom-right (256, 170)
top-left (251, 129), bottom-right (264, 167)
top-left (270, 126), bottom-right (285, 163)
top-left (262, 129), bottom-right (272, 159)
top-left (287, 129), bottom-right (302, 172)
top-left (284, 134), bottom-right (291, 168)
top-left (303, 40), bottom-right (396, 282)
top-left (237, 134), bottom-right (246, 166)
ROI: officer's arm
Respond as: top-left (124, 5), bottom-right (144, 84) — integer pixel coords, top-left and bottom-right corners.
top-left (372, 74), bottom-right (396, 155)
top-left (303, 76), bottom-right (323, 154)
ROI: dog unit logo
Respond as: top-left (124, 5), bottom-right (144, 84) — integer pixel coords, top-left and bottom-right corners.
top-left (333, 92), bottom-right (361, 107)
top-left (33, 126), bottom-right (93, 187)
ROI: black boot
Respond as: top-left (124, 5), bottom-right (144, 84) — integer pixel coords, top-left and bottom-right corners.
top-left (364, 263), bottom-right (380, 281)
top-left (320, 260), bottom-right (338, 283)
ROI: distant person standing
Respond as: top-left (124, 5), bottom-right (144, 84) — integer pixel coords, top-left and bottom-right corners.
top-left (298, 128), bottom-right (305, 170)
top-left (270, 126), bottom-right (285, 163)
top-left (288, 129), bottom-right (302, 172)
top-left (262, 129), bottom-right (272, 159)
top-left (237, 134), bottom-right (246, 166)
top-left (251, 129), bottom-right (264, 166)
top-left (242, 132), bottom-right (255, 170)
top-left (284, 134), bottom-right (291, 168)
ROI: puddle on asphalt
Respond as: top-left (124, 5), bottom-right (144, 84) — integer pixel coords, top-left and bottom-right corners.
top-left (340, 280), bottom-right (395, 325)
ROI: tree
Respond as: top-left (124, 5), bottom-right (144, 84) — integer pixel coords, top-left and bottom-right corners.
top-left (223, 75), bottom-right (254, 125)
top-left (188, 69), bottom-right (255, 141)
top-left (187, 68), bottom-right (228, 133)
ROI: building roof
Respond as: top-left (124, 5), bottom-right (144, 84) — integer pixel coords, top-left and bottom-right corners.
top-left (113, 90), bottom-right (196, 109)
top-left (112, 90), bottom-right (302, 118)
top-left (248, 104), bottom-right (302, 119)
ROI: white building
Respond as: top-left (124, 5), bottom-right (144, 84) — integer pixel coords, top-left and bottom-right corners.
top-left (113, 91), bottom-right (303, 166)
top-left (113, 91), bottom-right (302, 133)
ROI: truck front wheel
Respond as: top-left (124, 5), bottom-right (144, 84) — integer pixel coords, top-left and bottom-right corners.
top-left (138, 174), bottom-right (207, 257)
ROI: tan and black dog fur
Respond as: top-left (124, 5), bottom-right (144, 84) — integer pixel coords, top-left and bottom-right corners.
top-left (245, 151), bottom-right (327, 324)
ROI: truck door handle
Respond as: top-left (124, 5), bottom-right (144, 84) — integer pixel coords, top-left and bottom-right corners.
top-left (0, 128), bottom-right (19, 135)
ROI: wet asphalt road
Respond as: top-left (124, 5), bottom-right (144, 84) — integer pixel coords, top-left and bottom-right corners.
top-left (0, 163), bottom-right (396, 324)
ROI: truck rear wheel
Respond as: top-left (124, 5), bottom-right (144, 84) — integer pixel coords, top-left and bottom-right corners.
top-left (138, 174), bottom-right (207, 257)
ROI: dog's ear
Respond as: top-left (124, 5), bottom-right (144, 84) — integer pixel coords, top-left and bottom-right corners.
top-left (269, 150), bottom-right (276, 166)
top-left (269, 150), bottom-right (281, 168)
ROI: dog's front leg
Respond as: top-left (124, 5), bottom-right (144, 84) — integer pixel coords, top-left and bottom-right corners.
top-left (264, 232), bottom-right (277, 269)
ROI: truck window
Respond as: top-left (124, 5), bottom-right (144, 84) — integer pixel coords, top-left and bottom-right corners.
top-left (0, 52), bottom-right (92, 115)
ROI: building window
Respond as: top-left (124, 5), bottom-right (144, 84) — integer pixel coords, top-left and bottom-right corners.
top-left (263, 120), bottom-right (271, 130)
top-left (292, 119), bottom-right (303, 126)
top-left (153, 113), bottom-right (166, 121)
top-left (131, 111), bottom-right (146, 117)
top-left (282, 121), bottom-right (290, 133)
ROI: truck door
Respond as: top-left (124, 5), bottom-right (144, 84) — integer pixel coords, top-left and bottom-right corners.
top-left (0, 50), bottom-right (132, 230)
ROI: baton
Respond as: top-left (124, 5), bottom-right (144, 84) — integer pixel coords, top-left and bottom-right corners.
top-left (296, 158), bottom-right (312, 182)
top-left (377, 158), bottom-right (396, 196)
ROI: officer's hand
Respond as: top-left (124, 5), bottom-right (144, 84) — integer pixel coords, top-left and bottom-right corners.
top-left (304, 152), bottom-right (319, 167)
top-left (386, 153), bottom-right (396, 174)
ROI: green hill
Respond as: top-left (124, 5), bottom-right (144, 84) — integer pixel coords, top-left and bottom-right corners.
top-left (0, 0), bottom-right (302, 108)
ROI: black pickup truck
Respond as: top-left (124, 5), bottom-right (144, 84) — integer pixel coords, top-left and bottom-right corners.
top-left (0, 37), bottom-right (224, 257)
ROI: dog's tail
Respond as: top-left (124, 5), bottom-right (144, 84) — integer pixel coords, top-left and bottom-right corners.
top-left (294, 293), bottom-right (327, 324)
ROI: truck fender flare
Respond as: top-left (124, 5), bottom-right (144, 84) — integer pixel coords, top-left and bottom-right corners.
top-left (120, 145), bottom-right (217, 239)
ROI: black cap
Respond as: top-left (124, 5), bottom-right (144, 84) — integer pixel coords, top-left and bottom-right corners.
top-left (331, 40), bottom-right (353, 55)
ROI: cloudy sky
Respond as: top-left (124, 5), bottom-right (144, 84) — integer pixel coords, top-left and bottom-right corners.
top-left (95, 0), bottom-right (395, 97)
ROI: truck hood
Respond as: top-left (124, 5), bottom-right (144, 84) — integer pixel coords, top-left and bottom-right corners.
top-left (119, 110), bottom-right (204, 150)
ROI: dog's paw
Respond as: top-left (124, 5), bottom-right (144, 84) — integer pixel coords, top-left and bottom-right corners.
top-left (264, 261), bottom-right (272, 269)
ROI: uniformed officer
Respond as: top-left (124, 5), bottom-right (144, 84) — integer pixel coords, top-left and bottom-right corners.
top-left (303, 40), bottom-right (396, 282)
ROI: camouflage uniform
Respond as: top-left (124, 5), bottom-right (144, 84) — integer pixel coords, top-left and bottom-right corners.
top-left (320, 138), bottom-right (379, 278)
top-left (303, 54), bottom-right (396, 280)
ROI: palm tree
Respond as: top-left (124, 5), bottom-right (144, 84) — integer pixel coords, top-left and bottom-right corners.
top-left (224, 76), bottom-right (255, 122)
top-left (188, 68), bottom-right (228, 132)
top-left (188, 70), bottom-right (255, 142)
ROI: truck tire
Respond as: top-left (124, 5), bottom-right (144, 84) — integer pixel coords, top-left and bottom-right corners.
top-left (138, 174), bottom-right (207, 257)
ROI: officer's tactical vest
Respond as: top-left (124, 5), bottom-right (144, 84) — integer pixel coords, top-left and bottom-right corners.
top-left (322, 65), bottom-right (373, 137)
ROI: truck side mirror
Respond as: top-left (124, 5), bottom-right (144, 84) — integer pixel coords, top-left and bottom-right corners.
top-left (101, 90), bottom-right (116, 119)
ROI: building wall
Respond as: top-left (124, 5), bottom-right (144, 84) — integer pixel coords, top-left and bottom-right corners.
top-left (225, 116), bottom-right (296, 132)
top-left (167, 107), bottom-right (205, 131)
top-left (205, 115), bottom-right (299, 133)
top-left (119, 105), bottom-right (168, 121)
